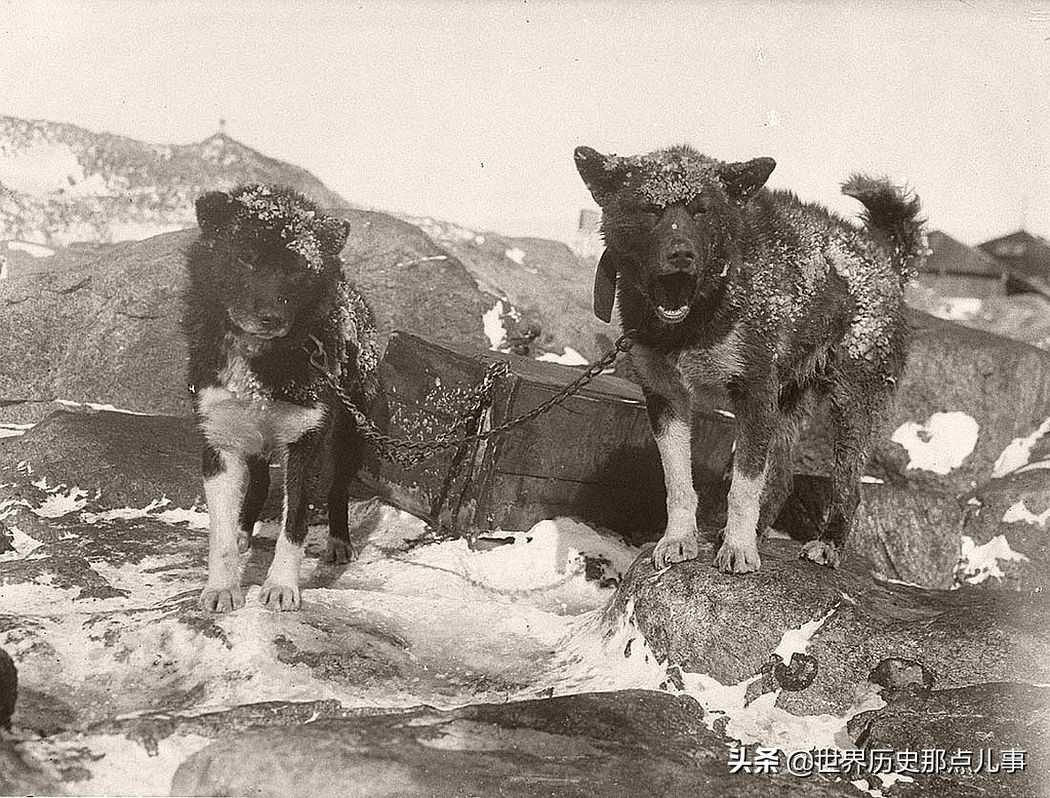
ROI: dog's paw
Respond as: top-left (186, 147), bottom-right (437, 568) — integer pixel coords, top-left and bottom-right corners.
top-left (799, 540), bottom-right (841, 568)
top-left (199, 585), bottom-right (245, 613)
top-left (714, 540), bottom-right (761, 574)
top-left (652, 532), bottom-right (700, 569)
top-left (323, 538), bottom-right (356, 565)
top-left (259, 581), bottom-right (301, 611)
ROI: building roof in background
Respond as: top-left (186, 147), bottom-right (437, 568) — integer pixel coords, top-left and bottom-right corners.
top-left (924, 230), bottom-right (1004, 278)
top-left (979, 229), bottom-right (1050, 297)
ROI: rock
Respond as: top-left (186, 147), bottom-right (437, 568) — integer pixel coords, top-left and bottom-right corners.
top-left (848, 683), bottom-right (1050, 797)
top-left (609, 537), bottom-right (1050, 717)
top-left (0, 646), bottom-right (15, 729)
top-left (799, 311), bottom-right (1050, 496)
top-left (164, 691), bottom-right (856, 797)
top-left (774, 476), bottom-right (966, 590)
top-left (0, 408), bottom-right (202, 510)
top-left (0, 738), bottom-right (62, 796)
top-left (960, 467), bottom-right (1050, 591)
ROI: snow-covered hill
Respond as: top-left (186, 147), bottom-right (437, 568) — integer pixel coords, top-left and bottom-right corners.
top-left (0, 116), bottom-right (350, 245)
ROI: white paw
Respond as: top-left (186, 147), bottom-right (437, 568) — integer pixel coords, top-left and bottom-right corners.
top-left (259, 581), bottom-right (301, 611)
top-left (799, 540), bottom-right (841, 568)
top-left (714, 539), bottom-right (761, 574)
top-left (652, 531), bottom-right (700, 569)
top-left (199, 585), bottom-right (244, 613)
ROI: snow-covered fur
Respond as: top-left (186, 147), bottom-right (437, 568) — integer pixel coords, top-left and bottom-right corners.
top-left (575, 145), bottom-right (925, 573)
top-left (182, 184), bottom-right (379, 612)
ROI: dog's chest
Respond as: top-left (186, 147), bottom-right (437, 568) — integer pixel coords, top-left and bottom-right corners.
top-left (196, 349), bottom-right (326, 455)
top-left (674, 326), bottom-right (747, 385)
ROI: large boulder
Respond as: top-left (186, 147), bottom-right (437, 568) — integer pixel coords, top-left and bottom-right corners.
top-left (0, 215), bottom-right (500, 422)
top-left (161, 691), bottom-right (858, 797)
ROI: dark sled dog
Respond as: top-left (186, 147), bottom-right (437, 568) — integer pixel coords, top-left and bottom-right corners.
top-left (574, 145), bottom-right (924, 573)
top-left (182, 184), bottom-right (380, 611)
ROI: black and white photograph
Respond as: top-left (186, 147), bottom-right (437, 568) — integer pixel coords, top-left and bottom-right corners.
top-left (0, 1), bottom-right (1048, 795)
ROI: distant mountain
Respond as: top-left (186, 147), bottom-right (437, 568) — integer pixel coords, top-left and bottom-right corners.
top-left (0, 116), bottom-right (350, 245)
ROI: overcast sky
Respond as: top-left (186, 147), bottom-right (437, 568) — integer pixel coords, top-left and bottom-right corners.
top-left (2, 0), bottom-right (1048, 244)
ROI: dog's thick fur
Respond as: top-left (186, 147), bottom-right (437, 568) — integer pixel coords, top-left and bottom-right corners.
top-left (182, 184), bottom-right (380, 611)
top-left (575, 145), bottom-right (925, 573)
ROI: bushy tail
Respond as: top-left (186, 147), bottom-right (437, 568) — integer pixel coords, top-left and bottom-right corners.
top-left (842, 174), bottom-right (926, 282)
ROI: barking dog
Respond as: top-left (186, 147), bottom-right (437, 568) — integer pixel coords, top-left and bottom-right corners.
top-left (183, 184), bottom-right (380, 611)
top-left (575, 145), bottom-right (925, 573)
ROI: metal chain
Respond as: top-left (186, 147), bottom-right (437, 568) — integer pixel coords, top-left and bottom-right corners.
top-left (308, 333), bottom-right (635, 468)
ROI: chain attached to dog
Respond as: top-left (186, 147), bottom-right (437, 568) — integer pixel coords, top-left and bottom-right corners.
top-left (306, 332), bottom-right (636, 469)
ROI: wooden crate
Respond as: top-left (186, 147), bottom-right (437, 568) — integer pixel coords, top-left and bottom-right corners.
top-left (370, 331), bottom-right (735, 544)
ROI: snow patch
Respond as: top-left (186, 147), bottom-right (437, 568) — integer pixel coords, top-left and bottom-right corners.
top-left (32, 484), bottom-right (89, 518)
top-left (891, 412), bottom-right (979, 474)
top-left (0, 142), bottom-right (112, 196)
top-left (0, 422), bottom-right (34, 438)
top-left (7, 239), bottom-right (54, 257)
top-left (482, 299), bottom-right (508, 350)
top-left (1002, 499), bottom-right (1050, 528)
top-left (55, 399), bottom-right (153, 415)
top-left (80, 498), bottom-right (208, 530)
top-left (504, 247), bottom-right (526, 265)
top-left (0, 524), bottom-right (45, 563)
top-left (956, 534), bottom-right (1029, 585)
top-left (536, 347), bottom-right (589, 366)
top-left (993, 415), bottom-right (1050, 478)
top-left (930, 297), bottom-right (982, 321)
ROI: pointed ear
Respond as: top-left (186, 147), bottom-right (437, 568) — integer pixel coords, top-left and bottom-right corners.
top-left (317, 216), bottom-right (350, 256)
top-left (195, 191), bottom-right (236, 235)
top-left (574, 146), bottom-right (625, 205)
top-left (720, 157), bottom-right (776, 206)
top-left (593, 249), bottom-right (621, 323)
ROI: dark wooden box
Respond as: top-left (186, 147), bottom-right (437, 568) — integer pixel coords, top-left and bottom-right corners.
top-left (371, 331), bottom-right (735, 544)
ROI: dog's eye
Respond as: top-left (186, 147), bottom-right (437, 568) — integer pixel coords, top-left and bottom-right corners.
top-left (276, 295), bottom-right (289, 305)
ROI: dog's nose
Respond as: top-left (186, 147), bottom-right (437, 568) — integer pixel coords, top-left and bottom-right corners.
top-left (666, 240), bottom-right (697, 271)
top-left (254, 308), bottom-right (285, 329)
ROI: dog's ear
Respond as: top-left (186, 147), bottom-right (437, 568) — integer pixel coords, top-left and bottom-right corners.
top-left (317, 216), bottom-right (350, 257)
top-left (720, 157), bottom-right (776, 206)
top-left (593, 249), bottom-right (620, 323)
top-left (195, 191), bottom-right (236, 236)
top-left (574, 146), bottom-right (626, 205)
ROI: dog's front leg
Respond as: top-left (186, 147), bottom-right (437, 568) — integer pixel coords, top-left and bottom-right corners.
top-left (260, 433), bottom-right (318, 611)
top-left (715, 388), bottom-right (774, 574)
top-left (634, 346), bottom-right (700, 569)
top-left (200, 444), bottom-right (249, 612)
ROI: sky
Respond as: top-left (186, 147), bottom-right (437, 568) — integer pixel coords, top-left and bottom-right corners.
top-left (1, 0), bottom-right (1048, 245)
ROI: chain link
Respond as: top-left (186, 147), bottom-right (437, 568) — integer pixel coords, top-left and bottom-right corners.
top-left (308, 333), bottom-right (635, 469)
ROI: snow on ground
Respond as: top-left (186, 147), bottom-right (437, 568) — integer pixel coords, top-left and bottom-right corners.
top-left (890, 411), bottom-right (979, 474)
top-left (1002, 498), bottom-right (1050, 528)
top-left (0, 422), bottom-right (34, 438)
top-left (54, 399), bottom-right (154, 415)
top-left (956, 534), bottom-right (1030, 585)
top-left (929, 297), bottom-right (982, 321)
top-left (482, 299), bottom-right (508, 350)
top-left (5, 487), bottom-right (908, 792)
top-left (993, 415), bottom-right (1050, 478)
top-left (0, 141), bottom-right (111, 196)
top-left (6, 239), bottom-right (55, 257)
top-left (536, 347), bottom-right (589, 366)
top-left (504, 246), bottom-right (526, 265)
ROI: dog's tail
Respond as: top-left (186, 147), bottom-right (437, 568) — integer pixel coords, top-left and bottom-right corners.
top-left (842, 174), bottom-right (927, 283)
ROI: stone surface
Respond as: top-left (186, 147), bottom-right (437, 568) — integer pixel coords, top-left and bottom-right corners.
top-left (849, 682), bottom-right (1050, 797)
top-left (166, 691), bottom-right (855, 797)
top-left (610, 537), bottom-right (1050, 716)
top-left (798, 311), bottom-right (1050, 496)
top-left (961, 467), bottom-right (1050, 591)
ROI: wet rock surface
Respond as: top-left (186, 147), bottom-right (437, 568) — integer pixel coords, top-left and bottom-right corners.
top-left (612, 537), bottom-right (1050, 716)
top-left (164, 691), bottom-right (856, 798)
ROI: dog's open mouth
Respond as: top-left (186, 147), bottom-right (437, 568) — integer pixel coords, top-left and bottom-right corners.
top-left (228, 312), bottom-right (290, 340)
top-left (651, 273), bottom-right (697, 325)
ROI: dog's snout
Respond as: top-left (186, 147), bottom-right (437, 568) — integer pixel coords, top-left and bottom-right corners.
top-left (252, 304), bottom-right (286, 329)
top-left (665, 239), bottom-right (697, 271)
